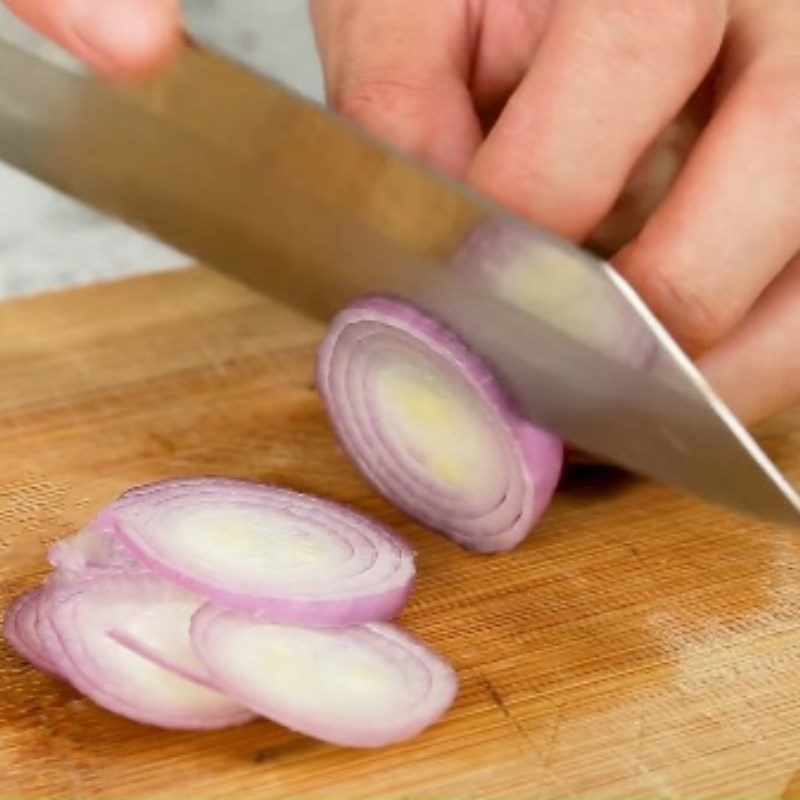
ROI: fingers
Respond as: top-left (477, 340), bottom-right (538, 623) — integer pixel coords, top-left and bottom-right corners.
top-left (469, 0), bottom-right (726, 241)
top-left (588, 113), bottom-right (701, 256)
top-left (615, 0), bottom-right (800, 353)
top-left (310, 0), bottom-right (481, 177)
top-left (468, 0), bottom-right (553, 114)
top-left (5, 0), bottom-right (181, 78)
top-left (699, 254), bottom-right (800, 426)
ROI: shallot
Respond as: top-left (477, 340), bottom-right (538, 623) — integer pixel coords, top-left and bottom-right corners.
top-left (101, 478), bottom-right (415, 626)
top-left (4, 478), bottom-right (454, 747)
top-left (317, 296), bottom-right (563, 552)
top-left (191, 604), bottom-right (457, 748)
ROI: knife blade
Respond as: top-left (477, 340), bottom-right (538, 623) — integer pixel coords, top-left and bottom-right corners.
top-left (0, 36), bottom-right (797, 527)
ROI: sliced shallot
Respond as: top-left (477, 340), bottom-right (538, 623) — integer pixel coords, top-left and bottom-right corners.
top-left (43, 573), bottom-right (254, 730)
top-left (107, 630), bottom-right (215, 690)
top-left (99, 477), bottom-right (415, 625)
top-left (317, 297), bottom-right (563, 552)
top-left (191, 604), bottom-right (457, 748)
top-left (4, 588), bottom-right (61, 676)
top-left (4, 476), bottom-right (460, 744)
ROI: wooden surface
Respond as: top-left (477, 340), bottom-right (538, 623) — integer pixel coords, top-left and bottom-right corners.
top-left (2, 268), bottom-right (800, 799)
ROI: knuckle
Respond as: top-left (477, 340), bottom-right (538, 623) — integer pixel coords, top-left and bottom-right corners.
top-left (632, 260), bottom-right (732, 350)
top-left (330, 72), bottom-right (431, 123)
top-left (470, 151), bottom-right (607, 240)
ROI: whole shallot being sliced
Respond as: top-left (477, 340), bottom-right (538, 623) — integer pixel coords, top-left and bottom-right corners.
top-left (317, 297), bottom-right (563, 553)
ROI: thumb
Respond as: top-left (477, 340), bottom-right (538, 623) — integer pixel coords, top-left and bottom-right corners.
top-left (5, 0), bottom-right (182, 78)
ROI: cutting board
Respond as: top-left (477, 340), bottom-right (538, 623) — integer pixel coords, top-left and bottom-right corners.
top-left (3, 267), bottom-right (800, 799)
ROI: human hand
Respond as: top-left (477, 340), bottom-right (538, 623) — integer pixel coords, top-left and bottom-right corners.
top-left (3, 0), bottom-right (181, 78)
top-left (311, 0), bottom-right (800, 427)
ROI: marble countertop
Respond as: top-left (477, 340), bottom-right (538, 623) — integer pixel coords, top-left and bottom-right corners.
top-left (0, 0), bottom-right (323, 300)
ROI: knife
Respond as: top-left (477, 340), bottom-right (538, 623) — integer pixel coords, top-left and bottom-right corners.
top-left (0, 36), bottom-right (797, 528)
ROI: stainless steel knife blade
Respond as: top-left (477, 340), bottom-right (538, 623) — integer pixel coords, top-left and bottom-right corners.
top-left (0, 36), bottom-right (797, 527)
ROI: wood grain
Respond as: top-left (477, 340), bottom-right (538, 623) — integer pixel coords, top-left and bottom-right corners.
top-left (2, 267), bottom-right (800, 798)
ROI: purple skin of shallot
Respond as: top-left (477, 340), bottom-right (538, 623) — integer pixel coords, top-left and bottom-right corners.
top-left (191, 604), bottom-right (458, 748)
top-left (317, 296), bottom-right (564, 553)
top-left (98, 477), bottom-right (416, 626)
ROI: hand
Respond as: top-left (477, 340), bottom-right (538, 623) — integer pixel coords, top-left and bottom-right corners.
top-left (312, 0), bottom-right (800, 427)
top-left (3, 0), bottom-right (181, 78)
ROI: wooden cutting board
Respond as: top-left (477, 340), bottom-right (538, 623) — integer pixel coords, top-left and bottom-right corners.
top-left (2, 266), bottom-right (800, 799)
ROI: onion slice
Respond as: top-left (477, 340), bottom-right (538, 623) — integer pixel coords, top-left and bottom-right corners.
top-left (3, 588), bottom-right (61, 676)
top-left (317, 297), bottom-right (563, 552)
top-left (43, 574), bottom-right (254, 730)
top-left (107, 624), bottom-right (216, 690)
top-left (191, 604), bottom-right (457, 748)
top-left (99, 477), bottom-right (415, 626)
